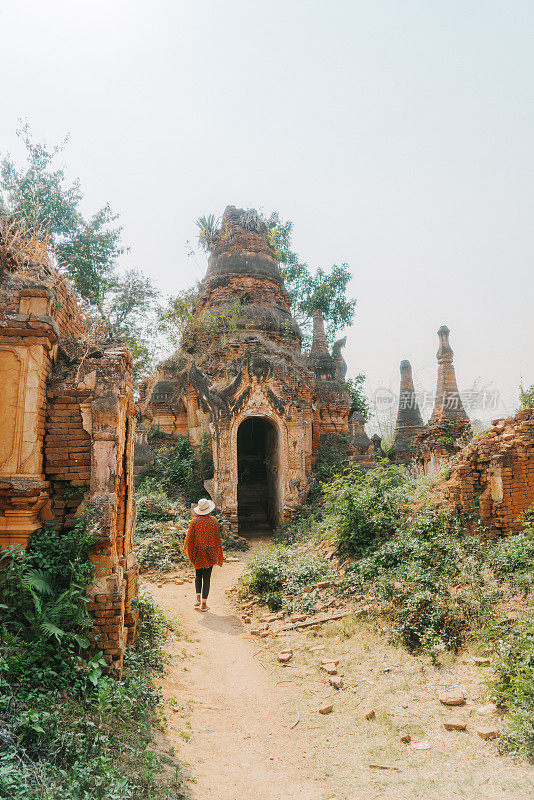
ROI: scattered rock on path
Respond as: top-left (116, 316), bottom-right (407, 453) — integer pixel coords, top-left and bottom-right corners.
top-left (473, 657), bottom-right (491, 666)
top-left (278, 652), bottom-right (293, 664)
top-left (319, 702), bottom-right (334, 715)
top-left (362, 706), bottom-right (376, 720)
top-left (477, 726), bottom-right (499, 741)
top-left (399, 732), bottom-right (411, 743)
top-left (444, 719), bottom-right (467, 731)
top-left (439, 691), bottom-right (466, 707)
top-left (411, 740), bottom-right (431, 751)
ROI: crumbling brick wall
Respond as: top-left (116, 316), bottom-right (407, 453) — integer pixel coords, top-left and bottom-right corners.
top-left (435, 408), bottom-right (534, 535)
top-left (0, 221), bottom-right (138, 676)
top-left (44, 342), bottom-right (139, 673)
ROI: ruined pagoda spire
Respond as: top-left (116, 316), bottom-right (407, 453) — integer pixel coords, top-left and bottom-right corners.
top-left (310, 309), bottom-right (328, 354)
top-left (429, 325), bottom-right (469, 424)
top-left (393, 360), bottom-right (425, 453)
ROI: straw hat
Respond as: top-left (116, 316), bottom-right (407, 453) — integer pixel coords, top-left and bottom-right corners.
top-left (194, 498), bottom-right (215, 515)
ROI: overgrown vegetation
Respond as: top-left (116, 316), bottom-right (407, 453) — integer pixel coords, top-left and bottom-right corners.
top-left (142, 433), bottom-right (213, 506)
top-left (243, 462), bottom-right (534, 676)
top-left (0, 515), bottom-right (184, 799)
top-left (323, 461), bottom-right (407, 556)
top-left (311, 433), bottom-right (352, 495)
top-left (345, 373), bottom-right (371, 420)
top-left (242, 545), bottom-right (332, 613)
top-left (492, 613), bottom-right (534, 761)
top-left (519, 383), bottom-right (534, 410)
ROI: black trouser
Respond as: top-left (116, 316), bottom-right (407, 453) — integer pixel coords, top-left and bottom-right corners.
top-left (195, 567), bottom-right (213, 599)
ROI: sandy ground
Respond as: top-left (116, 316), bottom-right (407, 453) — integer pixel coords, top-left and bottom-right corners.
top-left (147, 540), bottom-right (534, 800)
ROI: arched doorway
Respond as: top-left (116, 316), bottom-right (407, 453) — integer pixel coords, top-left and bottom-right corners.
top-left (237, 416), bottom-right (280, 533)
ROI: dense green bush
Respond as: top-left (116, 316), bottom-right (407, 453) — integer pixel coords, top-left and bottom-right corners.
top-left (340, 509), bottom-right (495, 656)
top-left (0, 601), bottom-right (182, 799)
top-left (274, 504), bottom-right (324, 545)
top-left (311, 433), bottom-right (351, 495)
top-left (144, 434), bottom-right (214, 505)
top-left (490, 532), bottom-right (534, 589)
top-left (323, 460), bottom-right (407, 556)
top-left (0, 513), bottom-right (184, 798)
top-left (0, 514), bottom-right (95, 692)
top-left (242, 545), bottom-right (330, 612)
top-left (492, 613), bottom-right (534, 761)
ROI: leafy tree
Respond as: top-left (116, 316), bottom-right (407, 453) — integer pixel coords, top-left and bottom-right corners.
top-left (103, 268), bottom-right (160, 378)
top-left (156, 284), bottom-right (200, 351)
top-left (266, 211), bottom-right (356, 347)
top-left (0, 124), bottom-right (124, 305)
top-left (0, 125), bottom-right (160, 382)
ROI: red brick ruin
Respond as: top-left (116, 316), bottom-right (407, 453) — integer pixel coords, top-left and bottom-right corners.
top-left (392, 324), bottom-right (534, 532)
top-left (0, 218), bottom-right (138, 676)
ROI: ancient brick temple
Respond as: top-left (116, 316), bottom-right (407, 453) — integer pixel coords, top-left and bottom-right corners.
top-left (0, 218), bottom-right (138, 675)
top-left (392, 326), bottom-right (471, 468)
top-left (139, 206), bottom-right (351, 530)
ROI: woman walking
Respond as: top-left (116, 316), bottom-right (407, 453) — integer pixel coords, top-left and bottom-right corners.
top-left (184, 498), bottom-right (224, 612)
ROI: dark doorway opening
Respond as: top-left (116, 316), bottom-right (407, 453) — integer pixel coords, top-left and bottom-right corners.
top-left (237, 417), bottom-right (280, 534)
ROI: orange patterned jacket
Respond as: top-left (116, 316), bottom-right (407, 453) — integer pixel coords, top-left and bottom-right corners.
top-left (184, 514), bottom-right (224, 570)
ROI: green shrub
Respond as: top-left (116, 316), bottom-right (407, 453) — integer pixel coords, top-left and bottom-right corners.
top-left (274, 504), bottom-right (323, 545)
top-left (340, 509), bottom-right (496, 657)
top-left (323, 460), bottom-right (407, 556)
top-left (245, 546), bottom-right (292, 595)
top-left (0, 586), bottom-right (183, 799)
top-left (490, 533), bottom-right (534, 588)
top-left (241, 545), bottom-right (330, 612)
top-left (0, 513), bottom-right (96, 692)
top-left (132, 590), bottom-right (174, 673)
top-left (311, 434), bottom-right (351, 494)
top-left (0, 511), bottom-right (184, 798)
top-left (145, 434), bottom-right (214, 505)
top-left (492, 613), bottom-right (534, 761)
top-left (519, 384), bottom-right (534, 410)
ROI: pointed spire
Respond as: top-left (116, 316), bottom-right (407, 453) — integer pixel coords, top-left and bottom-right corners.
top-left (310, 309), bottom-right (328, 354)
top-left (393, 360), bottom-right (425, 452)
top-left (429, 325), bottom-right (469, 424)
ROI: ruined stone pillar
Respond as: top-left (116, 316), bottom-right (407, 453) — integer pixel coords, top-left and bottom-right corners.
top-left (392, 360), bottom-right (425, 456)
top-left (429, 326), bottom-right (469, 424)
top-left (311, 309), bottom-right (328, 354)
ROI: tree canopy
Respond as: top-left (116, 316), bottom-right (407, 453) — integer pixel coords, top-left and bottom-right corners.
top-left (265, 211), bottom-right (356, 347)
top-left (0, 125), bottom-right (159, 383)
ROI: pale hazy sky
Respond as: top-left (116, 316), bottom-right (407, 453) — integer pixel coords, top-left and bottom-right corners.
top-left (1, 1), bottom-right (533, 419)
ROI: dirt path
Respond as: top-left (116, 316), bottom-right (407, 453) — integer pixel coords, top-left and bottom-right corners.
top-left (148, 541), bottom-right (534, 800)
top-left (149, 539), bottom-right (322, 800)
